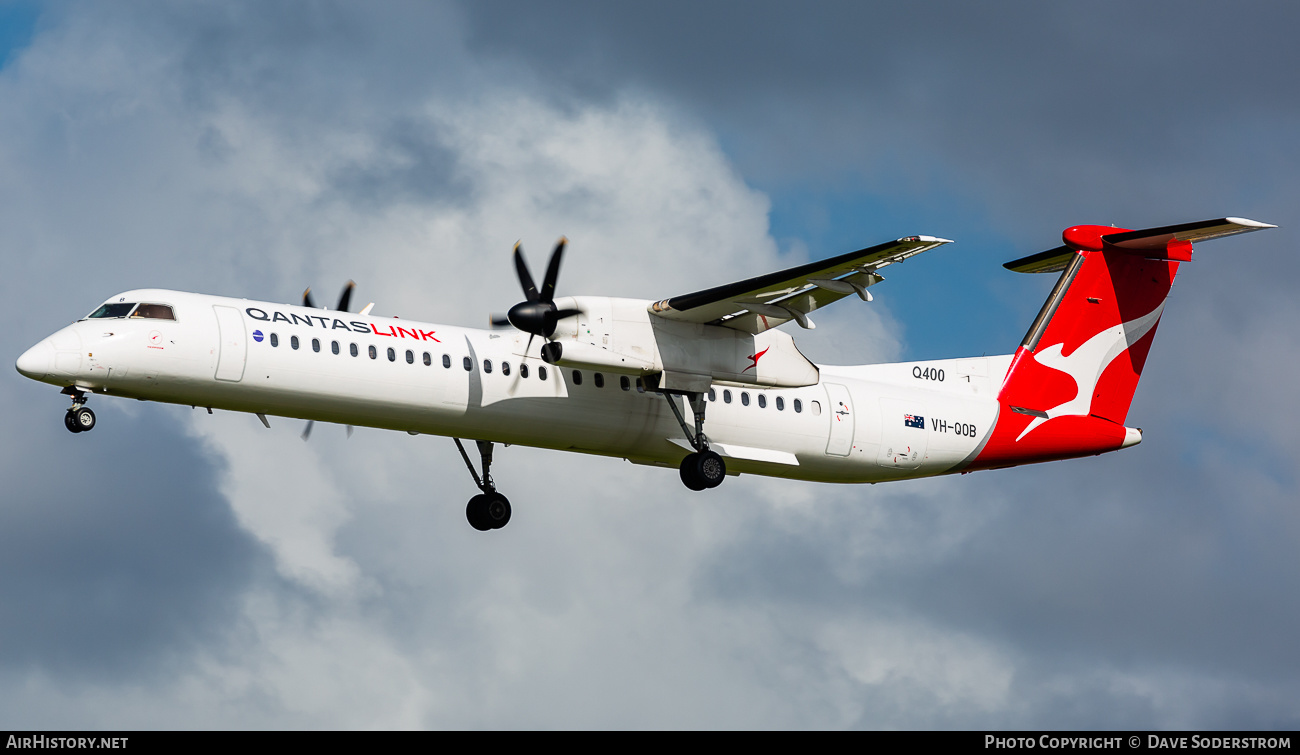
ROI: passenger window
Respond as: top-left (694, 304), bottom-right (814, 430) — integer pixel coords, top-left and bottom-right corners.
top-left (442, 354), bottom-right (451, 368)
top-left (388, 348), bottom-right (396, 362)
top-left (620, 376), bottom-right (630, 391)
top-left (502, 361), bottom-right (511, 376)
top-left (741, 392), bottom-right (750, 406)
top-left (708, 389), bottom-right (716, 402)
top-left (131, 303), bottom-right (176, 320)
top-left (538, 365), bottom-right (547, 381)
top-left (423, 352), bottom-right (431, 366)
top-left (406, 350), bottom-right (414, 364)
top-left (776, 396), bottom-right (785, 411)
top-left (291, 336), bottom-right (300, 350)
top-left (331, 341), bottom-right (339, 355)
top-left (463, 356), bottom-right (472, 371)
top-left (793, 398), bottom-right (803, 413)
top-left (723, 390), bottom-right (732, 404)
top-left (270, 333), bottom-right (279, 347)
top-left (483, 359), bottom-right (493, 374)
top-left (520, 363), bottom-right (529, 379)
top-left (594, 373), bottom-right (604, 388)
top-left (312, 338), bottom-right (320, 353)
top-left (369, 345), bottom-right (377, 359)
top-left (350, 343), bottom-right (358, 357)
top-left (758, 394), bottom-right (767, 409)
top-left (86, 302), bottom-right (136, 319)
top-left (811, 400), bottom-right (822, 416)
top-left (572, 370), bottom-right (582, 386)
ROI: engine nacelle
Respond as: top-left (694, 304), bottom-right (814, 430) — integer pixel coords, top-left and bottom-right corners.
top-left (534, 296), bottom-right (820, 392)
top-left (540, 340), bottom-right (657, 373)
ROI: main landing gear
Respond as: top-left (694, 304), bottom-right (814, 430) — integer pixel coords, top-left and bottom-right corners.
top-left (62, 388), bottom-right (95, 434)
top-left (453, 438), bottom-right (512, 531)
top-left (662, 391), bottom-right (726, 491)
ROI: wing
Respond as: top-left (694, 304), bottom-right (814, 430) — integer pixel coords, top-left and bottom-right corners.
top-left (648, 236), bottom-right (952, 333)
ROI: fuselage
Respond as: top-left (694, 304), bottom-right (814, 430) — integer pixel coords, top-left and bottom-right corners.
top-left (16, 289), bottom-right (1016, 484)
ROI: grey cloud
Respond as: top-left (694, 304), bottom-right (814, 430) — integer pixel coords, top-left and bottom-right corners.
top-left (460, 1), bottom-right (1300, 231)
top-left (324, 117), bottom-right (470, 210)
top-left (0, 386), bottom-right (264, 682)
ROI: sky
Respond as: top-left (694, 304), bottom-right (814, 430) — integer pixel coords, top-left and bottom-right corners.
top-left (1, 0), bottom-right (1297, 730)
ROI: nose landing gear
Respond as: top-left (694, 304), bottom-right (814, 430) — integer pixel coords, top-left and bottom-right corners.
top-left (453, 438), bottom-right (512, 531)
top-left (62, 388), bottom-right (95, 433)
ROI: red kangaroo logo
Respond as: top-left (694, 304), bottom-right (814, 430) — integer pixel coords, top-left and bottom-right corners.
top-left (743, 347), bottom-right (770, 373)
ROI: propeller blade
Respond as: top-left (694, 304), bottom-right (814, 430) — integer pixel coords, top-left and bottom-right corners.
top-left (336, 281), bottom-right (355, 312)
top-left (489, 314), bottom-right (513, 329)
top-left (540, 237), bottom-right (567, 304)
top-left (300, 420), bottom-right (314, 441)
top-left (513, 242), bottom-right (539, 303)
top-left (507, 335), bottom-right (537, 397)
top-left (553, 308), bottom-right (582, 321)
top-left (303, 288), bottom-right (316, 309)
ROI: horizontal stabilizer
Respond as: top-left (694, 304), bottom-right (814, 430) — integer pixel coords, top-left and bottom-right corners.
top-left (1003, 245), bottom-right (1074, 274)
top-left (1102, 217), bottom-right (1276, 250)
top-left (1005, 217), bottom-right (1276, 273)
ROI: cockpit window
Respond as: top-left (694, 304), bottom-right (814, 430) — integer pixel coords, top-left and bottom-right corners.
top-left (86, 302), bottom-right (136, 319)
top-left (130, 303), bottom-right (176, 320)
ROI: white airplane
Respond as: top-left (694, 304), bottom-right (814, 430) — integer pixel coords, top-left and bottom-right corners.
top-left (16, 218), bottom-right (1275, 531)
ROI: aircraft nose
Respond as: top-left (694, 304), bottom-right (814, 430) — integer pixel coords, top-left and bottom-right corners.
top-left (16, 339), bottom-right (54, 380)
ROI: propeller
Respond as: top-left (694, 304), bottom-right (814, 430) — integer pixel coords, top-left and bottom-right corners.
top-left (303, 281), bottom-right (356, 312)
top-left (487, 238), bottom-right (581, 396)
top-left (497, 238), bottom-right (581, 353)
top-left (300, 280), bottom-right (359, 440)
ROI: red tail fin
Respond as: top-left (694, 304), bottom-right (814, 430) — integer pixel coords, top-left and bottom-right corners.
top-left (969, 218), bottom-right (1274, 469)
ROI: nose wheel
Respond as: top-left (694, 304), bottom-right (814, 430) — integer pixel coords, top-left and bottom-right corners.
top-left (62, 389), bottom-right (95, 433)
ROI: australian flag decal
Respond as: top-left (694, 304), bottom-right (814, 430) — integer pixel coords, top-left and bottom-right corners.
top-left (903, 414), bottom-right (924, 429)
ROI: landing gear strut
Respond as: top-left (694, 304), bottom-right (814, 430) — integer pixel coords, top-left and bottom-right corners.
top-left (453, 438), bottom-right (512, 531)
top-left (62, 388), bottom-right (95, 434)
top-left (662, 392), bottom-right (726, 491)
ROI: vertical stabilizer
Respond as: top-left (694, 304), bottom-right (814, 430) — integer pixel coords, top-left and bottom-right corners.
top-left (967, 218), bottom-right (1274, 469)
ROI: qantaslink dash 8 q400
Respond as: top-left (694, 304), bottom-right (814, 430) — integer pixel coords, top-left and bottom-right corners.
top-left (16, 218), bottom-right (1275, 531)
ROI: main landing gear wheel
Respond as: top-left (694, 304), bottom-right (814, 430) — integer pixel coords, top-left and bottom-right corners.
top-left (466, 492), bottom-right (512, 531)
top-left (454, 438), bottom-right (514, 531)
top-left (679, 450), bottom-right (725, 491)
top-left (65, 406), bottom-right (95, 433)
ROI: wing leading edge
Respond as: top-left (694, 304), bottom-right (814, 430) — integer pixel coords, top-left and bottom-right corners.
top-left (648, 236), bottom-right (952, 334)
